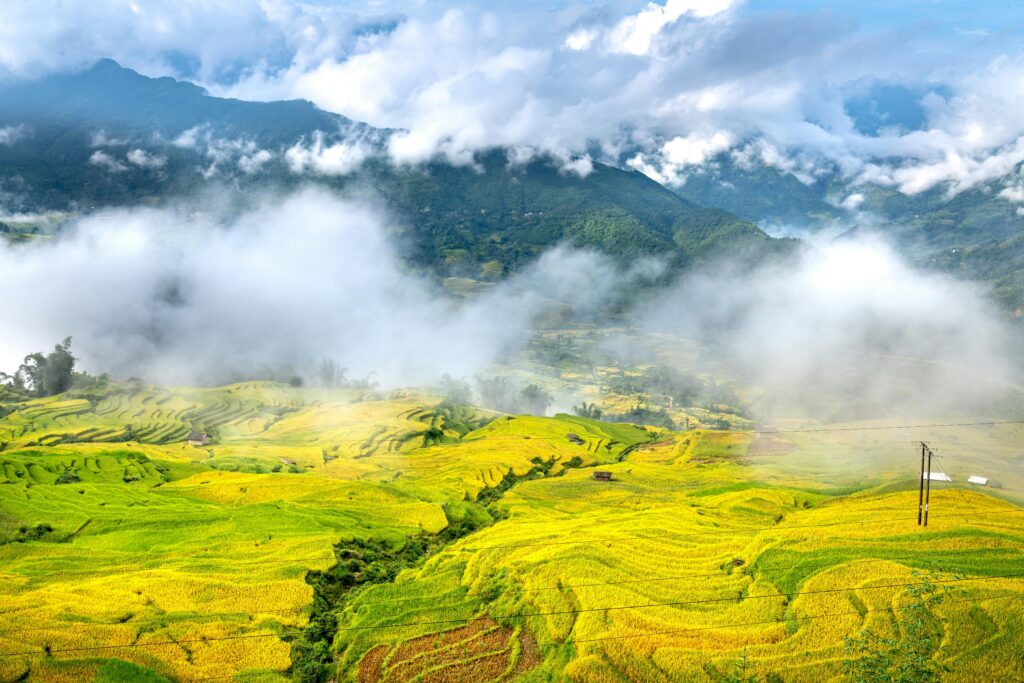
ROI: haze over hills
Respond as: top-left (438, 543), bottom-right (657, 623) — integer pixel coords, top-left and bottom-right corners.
top-left (5, 59), bottom-right (1024, 312)
top-left (3, 3), bottom-right (1024, 683)
top-left (0, 60), bottom-right (786, 278)
top-left (673, 154), bottom-right (1024, 310)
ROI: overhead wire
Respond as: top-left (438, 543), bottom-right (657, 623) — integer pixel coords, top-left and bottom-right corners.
top-left (7, 546), bottom-right (1022, 635)
top-left (186, 591), bottom-right (1023, 680)
top-left (4, 570), bottom-right (1023, 657)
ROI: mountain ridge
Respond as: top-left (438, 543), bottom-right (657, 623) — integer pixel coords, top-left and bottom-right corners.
top-left (0, 60), bottom-right (791, 279)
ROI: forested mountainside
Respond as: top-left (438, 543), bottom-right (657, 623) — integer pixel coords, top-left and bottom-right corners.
top-left (0, 60), bottom-right (788, 279)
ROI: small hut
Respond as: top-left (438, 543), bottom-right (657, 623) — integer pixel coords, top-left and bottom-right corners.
top-left (967, 475), bottom-right (989, 486)
top-left (566, 433), bottom-right (585, 445)
top-left (187, 432), bottom-right (212, 447)
top-left (593, 470), bottom-right (613, 482)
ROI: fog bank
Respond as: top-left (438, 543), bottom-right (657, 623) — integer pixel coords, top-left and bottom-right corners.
top-left (0, 190), bottom-right (638, 386)
top-left (638, 235), bottom-right (1020, 419)
top-left (1, 191), bottom-right (1018, 421)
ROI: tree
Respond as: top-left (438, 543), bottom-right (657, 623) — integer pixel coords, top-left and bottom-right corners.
top-left (476, 376), bottom-right (520, 413)
top-left (722, 649), bottom-right (758, 683)
top-left (518, 383), bottom-right (553, 416)
top-left (437, 374), bottom-right (473, 405)
top-left (843, 571), bottom-right (959, 683)
top-left (316, 359), bottom-right (348, 388)
top-left (572, 401), bottom-right (603, 420)
top-left (2, 337), bottom-right (78, 397)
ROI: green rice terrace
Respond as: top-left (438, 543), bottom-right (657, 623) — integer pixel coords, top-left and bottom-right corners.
top-left (1, 375), bottom-right (1023, 682)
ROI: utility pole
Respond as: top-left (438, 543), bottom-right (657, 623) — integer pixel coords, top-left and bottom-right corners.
top-left (917, 441), bottom-right (927, 525)
top-left (916, 441), bottom-right (934, 526)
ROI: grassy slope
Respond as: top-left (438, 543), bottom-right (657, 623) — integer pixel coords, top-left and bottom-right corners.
top-left (0, 382), bottom-right (656, 682)
top-left (338, 432), bottom-right (1024, 683)
top-left (2, 382), bottom-right (1023, 681)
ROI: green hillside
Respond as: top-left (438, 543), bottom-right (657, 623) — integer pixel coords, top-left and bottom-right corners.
top-left (0, 61), bottom-right (790, 279)
top-left (2, 379), bottom-right (1022, 682)
top-left (673, 155), bottom-right (1024, 311)
top-left (346, 152), bottom-right (788, 275)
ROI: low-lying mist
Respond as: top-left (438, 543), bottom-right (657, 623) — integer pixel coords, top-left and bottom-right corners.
top-left (639, 235), bottom-right (1021, 420)
top-left (1, 188), bottom-right (1019, 422)
top-left (0, 189), bottom-right (642, 387)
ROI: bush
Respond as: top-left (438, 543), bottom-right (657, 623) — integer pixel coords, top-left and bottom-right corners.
top-left (55, 471), bottom-right (81, 485)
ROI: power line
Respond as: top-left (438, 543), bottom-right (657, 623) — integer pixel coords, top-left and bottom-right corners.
top-left (8, 550), bottom-right (1019, 634)
top-left (0, 606), bottom-right (312, 636)
top-left (6, 570), bottom-right (1021, 658)
top-left (541, 591), bottom-right (1020, 646)
top-left (190, 591), bottom-right (1023, 680)
top-left (8, 502), bottom-right (1023, 583)
top-left (457, 506), bottom-right (1024, 552)
top-left (748, 420), bottom-right (1024, 434)
top-left (917, 441), bottom-right (934, 526)
top-left (6, 546), bottom-right (1021, 635)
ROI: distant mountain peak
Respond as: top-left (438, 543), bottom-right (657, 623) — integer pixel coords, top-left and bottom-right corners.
top-left (0, 58), bottom-right (367, 143)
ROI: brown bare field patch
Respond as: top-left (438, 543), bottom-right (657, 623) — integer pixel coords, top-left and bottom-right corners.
top-left (633, 439), bottom-right (676, 452)
top-left (357, 645), bottom-right (388, 683)
top-left (356, 618), bottom-right (537, 682)
top-left (747, 433), bottom-right (796, 456)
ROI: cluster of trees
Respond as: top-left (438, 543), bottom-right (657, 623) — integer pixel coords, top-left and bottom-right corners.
top-left (0, 337), bottom-right (102, 398)
top-left (842, 571), bottom-right (954, 683)
top-left (604, 364), bottom-right (744, 414)
top-left (604, 405), bottom-right (678, 430)
top-left (604, 365), bottom-right (702, 406)
top-left (435, 374), bottom-right (555, 416)
top-left (717, 571), bottom-right (954, 683)
top-left (477, 377), bottom-right (554, 415)
top-left (292, 504), bottom-right (498, 682)
top-left (312, 359), bottom-right (378, 390)
top-left (571, 401), bottom-right (603, 420)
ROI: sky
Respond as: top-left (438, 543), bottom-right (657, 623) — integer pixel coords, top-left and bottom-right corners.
top-left (1, 0), bottom-right (1021, 403)
top-left (2, 0), bottom-right (1024, 197)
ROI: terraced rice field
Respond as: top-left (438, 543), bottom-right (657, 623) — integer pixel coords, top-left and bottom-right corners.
top-left (0, 382), bottom-right (659, 681)
top-left (1, 380), bottom-right (1022, 681)
top-left (332, 434), bottom-right (1024, 682)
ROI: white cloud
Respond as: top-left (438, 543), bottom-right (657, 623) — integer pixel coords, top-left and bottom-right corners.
top-left (0, 125), bottom-right (27, 145)
top-left (238, 149), bottom-right (273, 174)
top-left (171, 127), bottom-right (270, 177)
top-left (627, 130), bottom-right (732, 185)
top-left (88, 150), bottom-right (128, 172)
top-left (564, 27), bottom-right (597, 51)
top-left (90, 130), bottom-right (128, 147)
top-left (172, 127), bottom-right (202, 149)
top-left (886, 136), bottom-right (1024, 196)
top-left (840, 193), bottom-right (865, 210)
top-left (640, 233), bottom-right (1014, 418)
top-left (285, 131), bottom-right (370, 175)
top-left (2, 1), bottom-right (1024, 197)
top-left (127, 148), bottom-right (166, 169)
top-left (0, 190), bottom-right (641, 386)
top-left (559, 155), bottom-right (594, 177)
top-left (606, 0), bottom-right (737, 56)
top-left (1003, 184), bottom-right (1024, 203)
